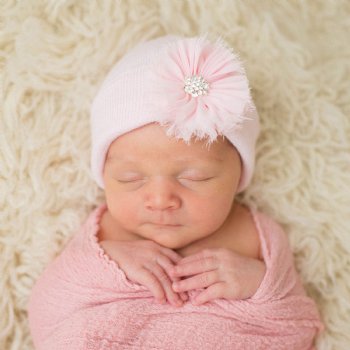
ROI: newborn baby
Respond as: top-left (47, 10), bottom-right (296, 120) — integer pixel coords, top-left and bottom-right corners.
top-left (99, 122), bottom-right (264, 307)
top-left (28, 34), bottom-right (323, 349)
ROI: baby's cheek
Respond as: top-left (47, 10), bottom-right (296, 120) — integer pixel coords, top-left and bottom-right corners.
top-left (105, 193), bottom-right (136, 225)
top-left (116, 202), bottom-right (139, 225)
top-left (190, 197), bottom-right (231, 231)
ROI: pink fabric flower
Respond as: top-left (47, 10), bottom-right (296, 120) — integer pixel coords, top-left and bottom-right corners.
top-left (148, 34), bottom-right (254, 143)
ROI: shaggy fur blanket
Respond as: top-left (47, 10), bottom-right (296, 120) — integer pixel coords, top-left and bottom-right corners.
top-left (1, 1), bottom-right (349, 349)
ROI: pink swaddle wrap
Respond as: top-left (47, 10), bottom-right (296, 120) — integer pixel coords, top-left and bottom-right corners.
top-left (28, 203), bottom-right (323, 349)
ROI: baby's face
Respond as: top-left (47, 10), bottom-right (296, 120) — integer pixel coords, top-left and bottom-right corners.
top-left (103, 123), bottom-right (241, 250)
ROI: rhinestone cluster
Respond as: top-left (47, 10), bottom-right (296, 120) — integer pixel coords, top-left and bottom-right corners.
top-left (184, 75), bottom-right (209, 97)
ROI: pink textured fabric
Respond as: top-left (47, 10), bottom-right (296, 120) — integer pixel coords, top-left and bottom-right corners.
top-left (28, 204), bottom-right (324, 350)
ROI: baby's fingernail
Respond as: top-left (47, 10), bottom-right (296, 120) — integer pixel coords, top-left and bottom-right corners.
top-left (181, 293), bottom-right (188, 301)
top-left (175, 299), bottom-right (183, 307)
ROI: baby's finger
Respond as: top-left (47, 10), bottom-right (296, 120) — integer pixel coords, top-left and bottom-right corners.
top-left (172, 270), bottom-right (218, 293)
top-left (177, 249), bottom-right (215, 265)
top-left (192, 282), bottom-right (224, 306)
top-left (148, 261), bottom-right (183, 307)
top-left (156, 254), bottom-right (184, 283)
top-left (179, 292), bottom-right (188, 301)
top-left (171, 276), bottom-right (189, 301)
top-left (159, 259), bottom-right (188, 301)
top-left (170, 255), bottom-right (218, 277)
top-left (156, 254), bottom-right (188, 302)
top-left (137, 266), bottom-right (166, 304)
top-left (160, 247), bottom-right (184, 264)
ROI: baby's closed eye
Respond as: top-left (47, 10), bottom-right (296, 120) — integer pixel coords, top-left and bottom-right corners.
top-left (178, 176), bottom-right (213, 182)
top-left (115, 172), bottom-right (144, 183)
top-left (115, 171), bottom-right (215, 184)
top-left (178, 168), bottom-right (215, 180)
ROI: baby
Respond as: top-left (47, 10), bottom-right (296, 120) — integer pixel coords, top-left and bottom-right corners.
top-left (28, 34), bottom-right (323, 349)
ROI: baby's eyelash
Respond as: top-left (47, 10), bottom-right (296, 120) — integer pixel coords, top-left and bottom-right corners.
top-left (117, 179), bottom-right (142, 183)
top-left (178, 177), bottom-right (213, 182)
top-left (116, 177), bottom-right (214, 184)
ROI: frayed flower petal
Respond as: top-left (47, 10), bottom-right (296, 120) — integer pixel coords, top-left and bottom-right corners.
top-left (148, 34), bottom-right (254, 142)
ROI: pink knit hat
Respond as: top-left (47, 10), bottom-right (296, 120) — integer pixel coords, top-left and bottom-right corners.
top-left (90, 33), bottom-right (260, 193)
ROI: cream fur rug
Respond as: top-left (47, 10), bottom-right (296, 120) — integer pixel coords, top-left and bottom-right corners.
top-left (1, 1), bottom-right (349, 349)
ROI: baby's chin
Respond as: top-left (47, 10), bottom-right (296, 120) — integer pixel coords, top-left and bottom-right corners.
top-left (152, 235), bottom-right (186, 251)
top-left (140, 225), bottom-right (196, 250)
top-left (156, 239), bottom-right (188, 250)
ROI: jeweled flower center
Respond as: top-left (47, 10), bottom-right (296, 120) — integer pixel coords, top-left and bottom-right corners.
top-left (184, 75), bottom-right (209, 97)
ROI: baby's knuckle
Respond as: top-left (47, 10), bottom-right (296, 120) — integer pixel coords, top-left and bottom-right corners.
top-left (202, 273), bottom-right (211, 285)
top-left (203, 257), bottom-right (214, 271)
top-left (155, 255), bottom-right (163, 265)
top-left (173, 265), bottom-right (181, 273)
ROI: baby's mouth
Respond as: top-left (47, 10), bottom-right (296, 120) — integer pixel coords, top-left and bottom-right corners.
top-left (152, 223), bottom-right (181, 228)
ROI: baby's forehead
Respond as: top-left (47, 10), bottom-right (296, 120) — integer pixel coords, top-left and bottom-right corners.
top-left (104, 123), bottom-right (237, 170)
top-left (106, 146), bottom-right (226, 166)
top-left (107, 133), bottom-right (231, 163)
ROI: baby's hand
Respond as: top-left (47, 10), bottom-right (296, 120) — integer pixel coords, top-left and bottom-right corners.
top-left (169, 248), bottom-right (266, 305)
top-left (99, 240), bottom-right (188, 307)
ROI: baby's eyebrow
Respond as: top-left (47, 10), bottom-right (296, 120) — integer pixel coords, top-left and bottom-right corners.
top-left (106, 155), bottom-right (224, 164)
top-left (176, 155), bottom-right (224, 163)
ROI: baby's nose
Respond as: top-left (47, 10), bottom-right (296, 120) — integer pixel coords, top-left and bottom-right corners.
top-left (144, 177), bottom-right (181, 211)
